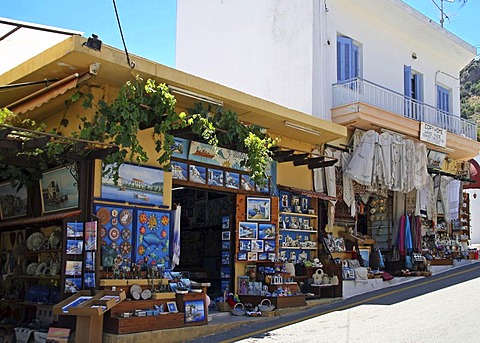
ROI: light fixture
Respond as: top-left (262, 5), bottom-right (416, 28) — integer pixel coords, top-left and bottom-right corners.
top-left (168, 85), bottom-right (224, 107)
top-left (284, 121), bottom-right (321, 136)
top-left (83, 34), bottom-right (102, 51)
top-left (412, 52), bottom-right (417, 60)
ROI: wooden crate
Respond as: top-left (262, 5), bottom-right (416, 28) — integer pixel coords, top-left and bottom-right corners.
top-left (239, 295), bottom-right (306, 309)
top-left (429, 258), bottom-right (454, 265)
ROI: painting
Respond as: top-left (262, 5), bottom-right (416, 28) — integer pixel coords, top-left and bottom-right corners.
top-left (246, 197), bottom-right (271, 221)
top-left (85, 252), bottom-right (95, 271)
top-left (208, 168), bottom-right (224, 187)
top-left (222, 241), bottom-right (230, 250)
top-left (61, 296), bottom-right (92, 313)
top-left (258, 223), bottom-right (275, 239)
top-left (240, 174), bottom-right (255, 192)
top-left (250, 240), bottom-right (264, 252)
top-left (0, 182), bottom-right (28, 219)
top-left (66, 222), bottom-right (84, 238)
top-left (258, 252), bottom-right (268, 261)
top-left (225, 171), bottom-right (240, 189)
top-left (184, 299), bottom-right (206, 323)
top-left (222, 231), bottom-right (230, 241)
top-left (239, 240), bottom-right (251, 252)
top-left (238, 222), bottom-right (257, 239)
top-left (167, 301), bottom-right (178, 313)
top-left (171, 160), bottom-right (188, 181)
top-left (189, 165), bottom-right (206, 184)
top-left (237, 252), bottom-right (247, 261)
top-left (101, 163), bottom-right (165, 206)
top-left (264, 240), bottom-right (276, 252)
top-left (65, 261), bottom-right (82, 276)
top-left (171, 137), bottom-right (189, 159)
top-left (222, 216), bottom-right (230, 229)
top-left (247, 252), bottom-right (258, 261)
top-left (221, 252), bottom-right (230, 265)
top-left (135, 209), bottom-right (170, 267)
top-left (84, 221), bottom-right (97, 251)
top-left (84, 272), bottom-right (96, 288)
top-left (64, 277), bottom-right (82, 293)
top-left (40, 165), bottom-right (79, 214)
top-left (66, 239), bottom-right (83, 255)
top-left (220, 267), bottom-right (230, 279)
top-left (357, 246), bottom-right (371, 268)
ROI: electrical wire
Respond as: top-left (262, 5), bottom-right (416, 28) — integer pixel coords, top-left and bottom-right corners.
top-left (112, 0), bottom-right (135, 68)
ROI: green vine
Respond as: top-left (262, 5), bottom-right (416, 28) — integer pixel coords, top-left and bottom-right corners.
top-left (1, 75), bottom-right (276, 188)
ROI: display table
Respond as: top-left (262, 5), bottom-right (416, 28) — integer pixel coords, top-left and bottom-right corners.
top-left (53, 290), bottom-right (125, 343)
top-left (239, 295), bottom-right (306, 309)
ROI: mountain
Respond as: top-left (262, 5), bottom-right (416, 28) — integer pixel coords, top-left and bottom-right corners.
top-left (460, 58), bottom-right (480, 138)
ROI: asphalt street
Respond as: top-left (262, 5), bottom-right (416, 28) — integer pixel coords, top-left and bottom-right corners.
top-left (190, 262), bottom-right (480, 343)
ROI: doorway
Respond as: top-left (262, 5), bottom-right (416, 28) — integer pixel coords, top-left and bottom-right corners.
top-left (172, 187), bottom-right (235, 297)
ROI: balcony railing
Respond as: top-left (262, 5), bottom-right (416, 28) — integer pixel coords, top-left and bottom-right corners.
top-left (332, 78), bottom-right (478, 140)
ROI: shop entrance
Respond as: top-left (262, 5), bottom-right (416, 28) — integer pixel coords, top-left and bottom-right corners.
top-left (172, 187), bottom-right (235, 298)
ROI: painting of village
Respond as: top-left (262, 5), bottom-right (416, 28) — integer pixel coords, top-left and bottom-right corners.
top-left (0, 182), bottom-right (28, 219)
top-left (101, 163), bottom-right (164, 205)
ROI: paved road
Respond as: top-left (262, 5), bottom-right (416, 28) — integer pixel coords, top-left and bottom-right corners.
top-left (191, 263), bottom-right (480, 343)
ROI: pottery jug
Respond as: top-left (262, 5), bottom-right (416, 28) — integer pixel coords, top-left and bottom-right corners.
top-left (331, 275), bottom-right (339, 286)
top-left (322, 274), bottom-right (331, 284)
top-left (313, 269), bottom-right (324, 284)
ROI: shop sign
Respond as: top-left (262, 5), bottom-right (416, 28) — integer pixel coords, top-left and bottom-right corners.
top-left (456, 160), bottom-right (470, 179)
top-left (420, 122), bottom-right (446, 148)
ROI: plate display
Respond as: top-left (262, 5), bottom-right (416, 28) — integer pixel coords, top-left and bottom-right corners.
top-left (26, 262), bottom-right (39, 276)
top-left (135, 209), bottom-right (170, 267)
top-left (96, 205), bottom-right (133, 269)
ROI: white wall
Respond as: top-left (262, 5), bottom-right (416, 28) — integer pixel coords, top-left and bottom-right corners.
top-left (176, 0), bottom-right (475, 120)
top-left (176, 0), bottom-right (315, 116)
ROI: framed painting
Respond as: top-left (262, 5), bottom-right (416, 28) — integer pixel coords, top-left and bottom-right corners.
top-left (184, 299), bottom-right (206, 323)
top-left (40, 165), bottom-right (79, 214)
top-left (66, 222), bottom-right (84, 238)
top-left (238, 222), bottom-right (257, 239)
top-left (171, 160), bottom-right (188, 181)
top-left (258, 223), bottom-right (275, 239)
top-left (250, 240), bottom-right (264, 252)
top-left (189, 165), bottom-right (206, 184)
top-left (237, 251), bottom-right (247, 261)
top-left (208, 168), bottom-right (224, 187)
top-left (66, 239), bottom-right (83, 255)
top-left (101, 163), bottom-right (165, 206)
top-left (246, 197), bottom-right (271, 221)
top-left (0, 182), bottom-right (28, 220)
top-left (239, 240), bottom-right (251, 252)
top-left (84, 221), bottom-right (97, 251)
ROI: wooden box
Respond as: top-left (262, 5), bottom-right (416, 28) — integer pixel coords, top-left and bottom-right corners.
top-left (239, 295), bottom-right (306, 309)
top-left (104, 313), bottom-right (184, 334)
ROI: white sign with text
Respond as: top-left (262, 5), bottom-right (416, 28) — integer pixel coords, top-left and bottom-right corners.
top-left (420, 122), bottom-right (447, 147)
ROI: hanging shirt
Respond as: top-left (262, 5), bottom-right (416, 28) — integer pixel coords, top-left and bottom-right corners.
top-left (448, 179), bottom-right (461, 221)
top-left (345, 130), bottom-right (379, 186)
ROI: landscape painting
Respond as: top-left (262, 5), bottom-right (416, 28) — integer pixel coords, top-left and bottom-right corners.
top-left (40, 166), bottom-right (79, 214)
top-left (0, 182), bottom-right (28, 219)
top-left (101, 163), bottom-right (164, 206)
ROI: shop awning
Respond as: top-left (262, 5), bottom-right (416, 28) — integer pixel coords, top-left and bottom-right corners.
top-left (463, 159), bottom-right (480, 189)
top-left (6, 72), bottom-right (90, 114)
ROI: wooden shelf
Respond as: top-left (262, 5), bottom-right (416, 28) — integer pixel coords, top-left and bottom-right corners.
top-left (24, 249), bottom-right (62, 256)
top-left (279, 229), bottom-right (317, 233)
top-left (281, 247), bottom-right (317, 250)
top-left (280, 211), bottom-right (317, 218)
top-left (18, 275), bottom-right (61, 280)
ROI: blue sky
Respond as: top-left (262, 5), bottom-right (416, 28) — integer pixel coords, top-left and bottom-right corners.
top-left (2, 0), bottom-right (479, 67)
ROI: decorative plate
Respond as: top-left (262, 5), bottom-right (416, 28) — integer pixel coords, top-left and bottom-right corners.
top-left (141, 289), bottom-right (152, 300)
top-left (120, 241), bottom-right (132, 255)
top-left (111, 217), bottom-right (119, 226)
top-left (148, 214), bottom-right (158, 230)
top-left (108, 227), bottom-right (120, 241)
top-left (130, 284), bottom-right (142, 298)
top-left (139, 212), bottom-right (148, 224)
top-left (111, 209), bottom-right (119, 217)
top-left (121, 228), bottom-right (131, 241)
top-left (26, 232), bottom-right (46, 251)
top-left (26, 262), bottom-right (39, 276)
top-left (35, 262), bottom-right (48, 276)
top-left (97, 208), bottom-right (111, 225)
top-left (119, 209), bottom-right (133, 226)
top-left (110, 242), bottom-right (119, 251)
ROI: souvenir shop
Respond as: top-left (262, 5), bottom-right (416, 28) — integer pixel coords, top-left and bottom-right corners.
top-left (319, 129), bottom-right (474, 289)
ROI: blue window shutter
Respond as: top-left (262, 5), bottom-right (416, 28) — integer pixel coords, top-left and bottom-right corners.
top-left (404, 65), bottom-right (412, 97)
top-left (414, 74), bottom-right (423, 102)
top-left (352, 44), bottom-right (359, 78)
top-left (437, 85), bottom-right (449, 113)
top-left (337, 36), bottom-right (352, 82)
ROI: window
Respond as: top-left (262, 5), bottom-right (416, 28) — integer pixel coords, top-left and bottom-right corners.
top-left (404, 65), bottom-right (424, 121)
top-left (337, 36), bottom-right (360, 82)
top-left (436, 85), bottom-right (450, 113)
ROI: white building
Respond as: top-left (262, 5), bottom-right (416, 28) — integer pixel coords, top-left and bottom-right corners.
top-left (176, 0), bottom-right (477, 149)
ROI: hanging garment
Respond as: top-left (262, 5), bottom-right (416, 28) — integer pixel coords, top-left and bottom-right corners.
top-left (397, 215), bottom-right (406, 257)
top-left (413, 142), bottom-right (429, 189)
top-left (324, 148), bottom-right (338, 201)
top-left (415, 176), bottom-right (435, 220)
top-left (448, 179), bottom-right (461, 221)
top-left (391, 133), bottom-right (406, 192)
top-left (342, 152), bottom-right (356, 217)
top-left (403, 139), bottom-right (415, 193)
top-left (439, 176), bottom-right (452, 223)
top-left (377, 133), bottom-right (393, 189)
top-left (171, 205), bottom-right (182, 270)
top-left (345, 130), bottom-right (379, 186)
top-left (404, 215), bottom-right (413, 254)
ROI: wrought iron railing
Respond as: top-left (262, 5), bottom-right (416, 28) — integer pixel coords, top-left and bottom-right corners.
top-left (332, 78), bottom-right (477, 140)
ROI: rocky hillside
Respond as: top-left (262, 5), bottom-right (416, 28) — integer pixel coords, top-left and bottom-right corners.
top-left (460, 59), bottom-right (480, 130)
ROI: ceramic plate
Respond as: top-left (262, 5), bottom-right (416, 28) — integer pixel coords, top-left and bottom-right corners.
top-left (111, 217), bottom-right (119, 226)
top-left (108, 227), bottom-right (120, 241)
top-left (26, 262), bottom-right (39, 275)
top-left (111, 209), bottom-right (119, 217)
top-left (97, 208), bottom-right (111, 225)
top-left (27, 232), bottom-right (46, 251)
top-left (130, 284), bottom-right (142, 298)
top-left (121, 228), bottom-right (131, 241)
top-left (35, 262), bottom-right (48, 276)
top-left (119, 209), bottom-right (133, 226)
top-left (141, 289), bottom-right (152, 300)
top-left (120, 241), bottom-right (132, 255)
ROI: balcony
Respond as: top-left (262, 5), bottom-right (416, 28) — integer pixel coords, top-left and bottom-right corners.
top-left (332, 78), bottom-right (477, 141)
